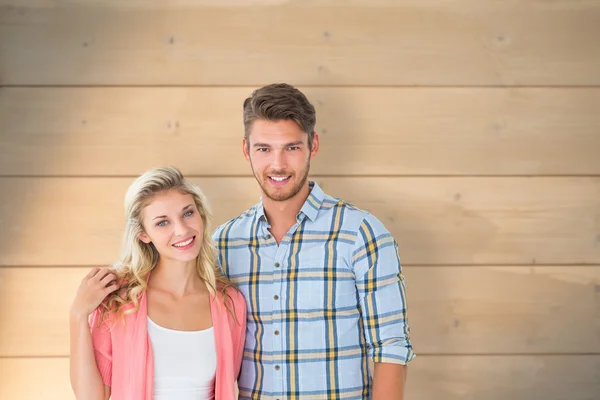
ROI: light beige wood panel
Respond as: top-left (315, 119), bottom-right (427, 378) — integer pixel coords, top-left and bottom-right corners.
top-left (1, 2), bottom-right (599, 85)
top-left (0, 358), bottom-right (73, 400)
top-left (408, 266), bottom-right (600, 355)
top-left (2, 355), bottom-right (599, 400)
top-left (2, 87), bottom-right (599, 176)
top-left (0, 177), bottom-right (598, 266)
top-left (1, 266), bottom-right (598, 356)
top-left (406, 355), bottom-right (600, 400)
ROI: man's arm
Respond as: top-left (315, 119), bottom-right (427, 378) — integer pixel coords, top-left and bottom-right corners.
top-left (211, 224), bottom-right (228, 276)
top-left (372, 363), bottom-right (408, 400)
top-left (352, 214), bottom-right (415, 399)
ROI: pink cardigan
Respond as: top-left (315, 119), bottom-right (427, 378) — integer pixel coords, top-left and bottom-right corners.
top-left (89, 287), bottom-right (246, 400)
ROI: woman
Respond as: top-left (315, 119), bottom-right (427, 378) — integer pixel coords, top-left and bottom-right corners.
top-left (69, 166), bottom-right (246, 400)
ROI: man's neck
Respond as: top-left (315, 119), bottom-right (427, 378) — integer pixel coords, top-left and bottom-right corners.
top-left (262, 183), bottom-right (311, 238)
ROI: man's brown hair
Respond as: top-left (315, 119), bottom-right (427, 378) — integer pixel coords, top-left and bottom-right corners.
top-left (243, 83), bottom-right (317, 149)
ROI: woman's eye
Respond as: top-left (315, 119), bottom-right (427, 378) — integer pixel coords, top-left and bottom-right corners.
top-left (184, 210), bottom-right (194, 217)
top-left (156, 220), bottom-right (167, 227)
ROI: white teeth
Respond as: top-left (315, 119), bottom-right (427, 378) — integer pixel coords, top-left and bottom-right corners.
top-left (173, 237), bottom-right (194, 247)
top-left (271, 176), bottom-right (289, 182)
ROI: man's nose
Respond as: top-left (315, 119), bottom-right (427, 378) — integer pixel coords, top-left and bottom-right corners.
top-left (270, 149), bottom-right (286, 170)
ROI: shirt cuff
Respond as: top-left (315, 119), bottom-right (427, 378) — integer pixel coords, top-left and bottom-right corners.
top-left (372, 338), bottom-right (416, 365)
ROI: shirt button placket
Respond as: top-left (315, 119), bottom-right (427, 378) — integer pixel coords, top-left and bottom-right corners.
top-left (272, 258), bottom-right (284, 395)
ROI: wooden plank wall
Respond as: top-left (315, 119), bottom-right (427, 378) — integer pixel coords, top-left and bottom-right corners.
top-left (1, 1), bottom-right (599, 399)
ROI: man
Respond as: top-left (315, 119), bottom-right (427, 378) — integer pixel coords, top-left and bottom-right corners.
top-left (213, 83), bottom-right (415, 400)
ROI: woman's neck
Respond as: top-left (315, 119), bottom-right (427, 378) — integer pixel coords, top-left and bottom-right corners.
top-left (148, 258), bottom-right (205, 298)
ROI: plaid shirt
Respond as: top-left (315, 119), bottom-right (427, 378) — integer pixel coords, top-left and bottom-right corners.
top-left (213, 182), bottom-right (414, 400)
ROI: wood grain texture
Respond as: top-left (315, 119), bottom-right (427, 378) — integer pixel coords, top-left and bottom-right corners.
top-left (1, 87), bottom-right (599, 176)
top-left (0, 177), bottom-right (598, 266)
top-left (1, 1), bottom-right (599, 85)
top-left (1, 355), bottom-right (599, 400)
top-left (1, 0), bottom-right (598, 398)
top-left (1, 266), bottom-right (598, 356)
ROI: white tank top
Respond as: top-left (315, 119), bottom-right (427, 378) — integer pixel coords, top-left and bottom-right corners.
top-left (147, 316), bottom-right (217, 400)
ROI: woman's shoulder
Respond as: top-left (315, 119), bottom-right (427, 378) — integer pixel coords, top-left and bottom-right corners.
top-left (89, 306), bottom-right (117, 333)
top-left (90, 291), bottom-right (144, 329)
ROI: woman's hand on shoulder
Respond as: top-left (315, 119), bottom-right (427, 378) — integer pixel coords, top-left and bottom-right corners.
top-left (70, 267), bottom-right (119, 321)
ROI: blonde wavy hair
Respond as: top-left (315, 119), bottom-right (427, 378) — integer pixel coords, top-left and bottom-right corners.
top-left (99, 166), bottom-right (237, 323)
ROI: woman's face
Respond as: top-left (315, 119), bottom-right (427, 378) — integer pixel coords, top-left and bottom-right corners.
top-left (138, 189), bottom-right (204, 264)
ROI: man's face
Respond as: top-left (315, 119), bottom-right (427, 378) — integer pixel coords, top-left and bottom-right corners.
top-left (243, 119), bottom-right (319, 202)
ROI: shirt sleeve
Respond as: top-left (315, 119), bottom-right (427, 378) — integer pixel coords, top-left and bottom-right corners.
top-left (231, 290), bottom-right (248, 380)
top-left (89, 308), bottom-right (113, 386)
top-left (352, 213), bottom-right (415, 365)
top-left (211, 224), bottom-right (228, 276)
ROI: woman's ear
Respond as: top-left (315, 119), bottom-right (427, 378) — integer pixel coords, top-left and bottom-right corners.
top-left (137, 231), bottom-right (151, 244)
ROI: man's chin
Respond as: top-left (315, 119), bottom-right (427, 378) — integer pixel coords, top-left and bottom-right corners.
top-left (256, 172), bottom-right (308, 202)
top-left (260, 182), bottom-right (298, 202)
top-left (263, 189), bottom-right (295, 202)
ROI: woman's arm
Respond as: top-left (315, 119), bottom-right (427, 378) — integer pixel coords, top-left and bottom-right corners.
top-left (69, 312), bottom-right (111, 400)
top-left (69, 267), bottom-right (118, 400)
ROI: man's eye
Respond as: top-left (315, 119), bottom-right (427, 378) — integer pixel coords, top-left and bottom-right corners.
top-left (257, 148), bottom-right (269, 152)
top-left (288, 146), bottom-right (299, 151)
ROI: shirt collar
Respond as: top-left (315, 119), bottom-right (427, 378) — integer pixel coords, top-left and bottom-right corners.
top-left (256, 181), bottom-right (324, 224)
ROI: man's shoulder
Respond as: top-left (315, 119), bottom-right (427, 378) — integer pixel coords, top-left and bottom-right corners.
top-left (320, 192), bottom-right (372, 223)
top-left (320, 192), bottom-right (392, 236)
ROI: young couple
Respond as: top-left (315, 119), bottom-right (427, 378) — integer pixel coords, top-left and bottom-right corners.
top-left (69, 83), bottom-right (415, 400)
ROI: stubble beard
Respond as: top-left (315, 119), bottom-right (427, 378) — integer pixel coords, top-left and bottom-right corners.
top-left (251, 160), bottom-right (311, 202)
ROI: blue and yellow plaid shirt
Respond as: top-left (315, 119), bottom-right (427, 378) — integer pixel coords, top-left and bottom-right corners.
top-left (213, 182), bottom-right (414, 399)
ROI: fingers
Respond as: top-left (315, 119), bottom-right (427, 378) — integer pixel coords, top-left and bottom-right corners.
top-left (85, 266), bottom-right (115, 281)
top-left (95, 268), bottom-right (114, 282)
top-left (85, 267), bottom-right (101, 279)
top-left (100, 273), bottom-right (117, 287)
top-left (104, 283), bottom-right (120, 296)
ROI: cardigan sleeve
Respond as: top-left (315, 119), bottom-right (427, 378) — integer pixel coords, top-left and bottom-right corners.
top-left (89, 308), bottom-right (113, 386)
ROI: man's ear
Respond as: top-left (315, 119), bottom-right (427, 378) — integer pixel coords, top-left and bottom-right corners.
top-left (242, 137), bottom-right (251, 162)
top-left (310, 132), bottom-right (320, 158)
top-left (137, 231), bottom-right (151, 244)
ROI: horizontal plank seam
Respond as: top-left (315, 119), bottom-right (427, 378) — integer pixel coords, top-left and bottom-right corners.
top-left (2, 264), bottom-right (600, 269)
top-left (3, 353), bottom-right (600, 359)
top-left (2, 175), bottom-right (600, 179)
top-left (3, 84), bottom-right (600, 89)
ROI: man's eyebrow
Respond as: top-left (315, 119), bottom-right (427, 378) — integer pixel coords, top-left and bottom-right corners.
top-left (252, 141), bottom-right (304, 148)
top-left (284, 140), bottom-right (304, 147)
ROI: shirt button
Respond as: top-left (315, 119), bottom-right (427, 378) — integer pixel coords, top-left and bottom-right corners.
top-left (274, 262), bottom-right (280, 268)
top-left (275, 365), bottom-right (280, 371)
top-left (274, 295), bottom-right (279, 300)
top-left (274, 330), bottom-right (280, 335)
top-left (266, 234), bottom-right (272, 239)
